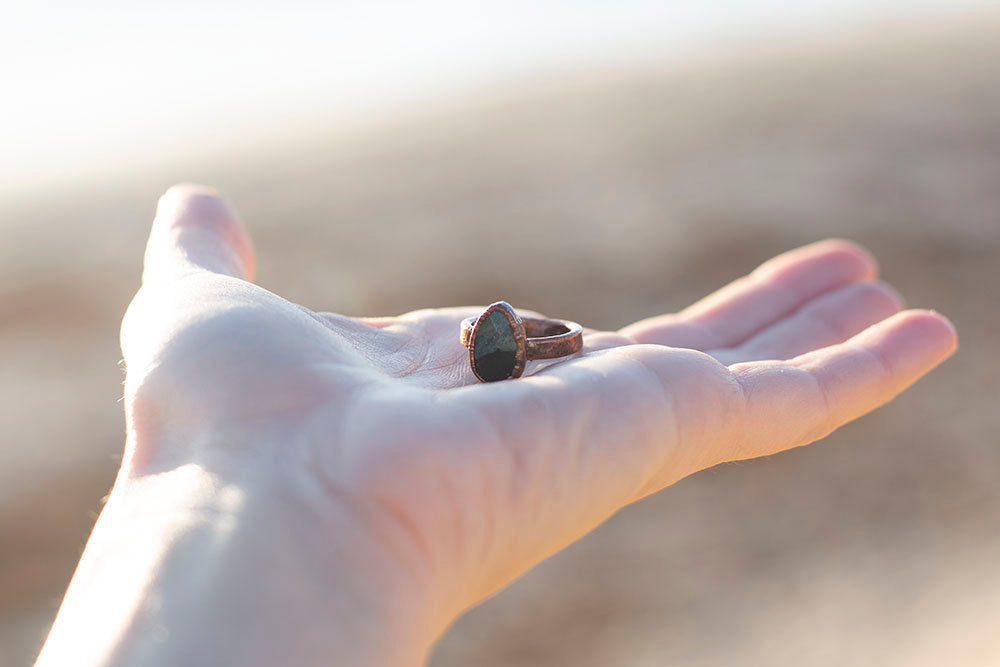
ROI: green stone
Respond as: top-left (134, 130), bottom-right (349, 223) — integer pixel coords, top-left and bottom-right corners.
top-left (473, 310), bottom-right (518, 382)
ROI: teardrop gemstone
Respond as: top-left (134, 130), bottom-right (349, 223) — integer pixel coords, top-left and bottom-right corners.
top-left (472, 310), bottom-right (518, 382)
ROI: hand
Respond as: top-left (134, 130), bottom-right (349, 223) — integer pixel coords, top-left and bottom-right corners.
top-left (38, 185), bottom-right (957, 666)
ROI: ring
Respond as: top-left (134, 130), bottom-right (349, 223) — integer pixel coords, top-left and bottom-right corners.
top-left (460, 301), bottom-right (584, 382)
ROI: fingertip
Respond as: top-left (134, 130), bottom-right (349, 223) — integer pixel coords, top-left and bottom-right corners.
top-left (155, 183), bottom-right (239, 233)
top-left (846, 309), bottom-right (958, 385)
top-left (863, 279), bottom-right (906, 313)
top-left (147, 183), bottom-right (256, 282)
top-left (158, 181), bottom-right (220, 202)
top-left (893, 308), bottom-right (959, 359)
top-left (811, 238), bottom-right (879, 279)
top-left (757, 238), bottom-right (879, 291)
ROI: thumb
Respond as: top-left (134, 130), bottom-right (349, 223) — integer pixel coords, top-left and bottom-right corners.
top-left (142, 184), bottom-right (256, 283)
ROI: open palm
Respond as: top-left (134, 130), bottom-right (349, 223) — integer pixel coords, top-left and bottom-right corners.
top-left (111, 185), bottom-right (956, 662)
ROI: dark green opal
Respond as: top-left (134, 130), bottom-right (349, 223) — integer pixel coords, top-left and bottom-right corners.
top-left (473, 310), bottom-right (518, 382)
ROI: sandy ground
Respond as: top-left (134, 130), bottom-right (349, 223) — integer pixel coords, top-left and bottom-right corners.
top-left (1, 14), bottom-right (999, 666)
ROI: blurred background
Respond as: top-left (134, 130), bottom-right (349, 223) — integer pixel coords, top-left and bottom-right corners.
top-left (2, 1), bottom-right (999, 664)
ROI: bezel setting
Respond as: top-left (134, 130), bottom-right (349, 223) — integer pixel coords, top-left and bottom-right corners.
top-left (467, 301), bottom-right (527, 382)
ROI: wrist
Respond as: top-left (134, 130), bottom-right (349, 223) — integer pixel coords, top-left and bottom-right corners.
top-left (38, 460), bottom-right (435, 667)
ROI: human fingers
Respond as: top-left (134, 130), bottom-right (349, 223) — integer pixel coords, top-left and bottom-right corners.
top-left (718, 309), bottom-right (955, 465)
top-left (141, 184), bottom-right (256, 284)
top-left (620, 239), bottom-right (877, 349)
top-left (710, 280), bottom-right (904, 364)
top-left (460, 307), bottom-right (951, 564)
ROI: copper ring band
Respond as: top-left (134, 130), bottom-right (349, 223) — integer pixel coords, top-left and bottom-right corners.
top-left (460, 301), bottom-right (583, 382)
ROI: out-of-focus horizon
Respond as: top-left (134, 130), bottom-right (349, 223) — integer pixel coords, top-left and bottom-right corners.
top-left (1, 0), bottom-right (994, 195)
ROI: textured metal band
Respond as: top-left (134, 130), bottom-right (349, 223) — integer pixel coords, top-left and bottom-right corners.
top-left (460, 315), bottom-right (583, 360)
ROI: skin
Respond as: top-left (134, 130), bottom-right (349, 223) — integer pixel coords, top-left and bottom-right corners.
top-left (36, 185), bottom-right (957, 666)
